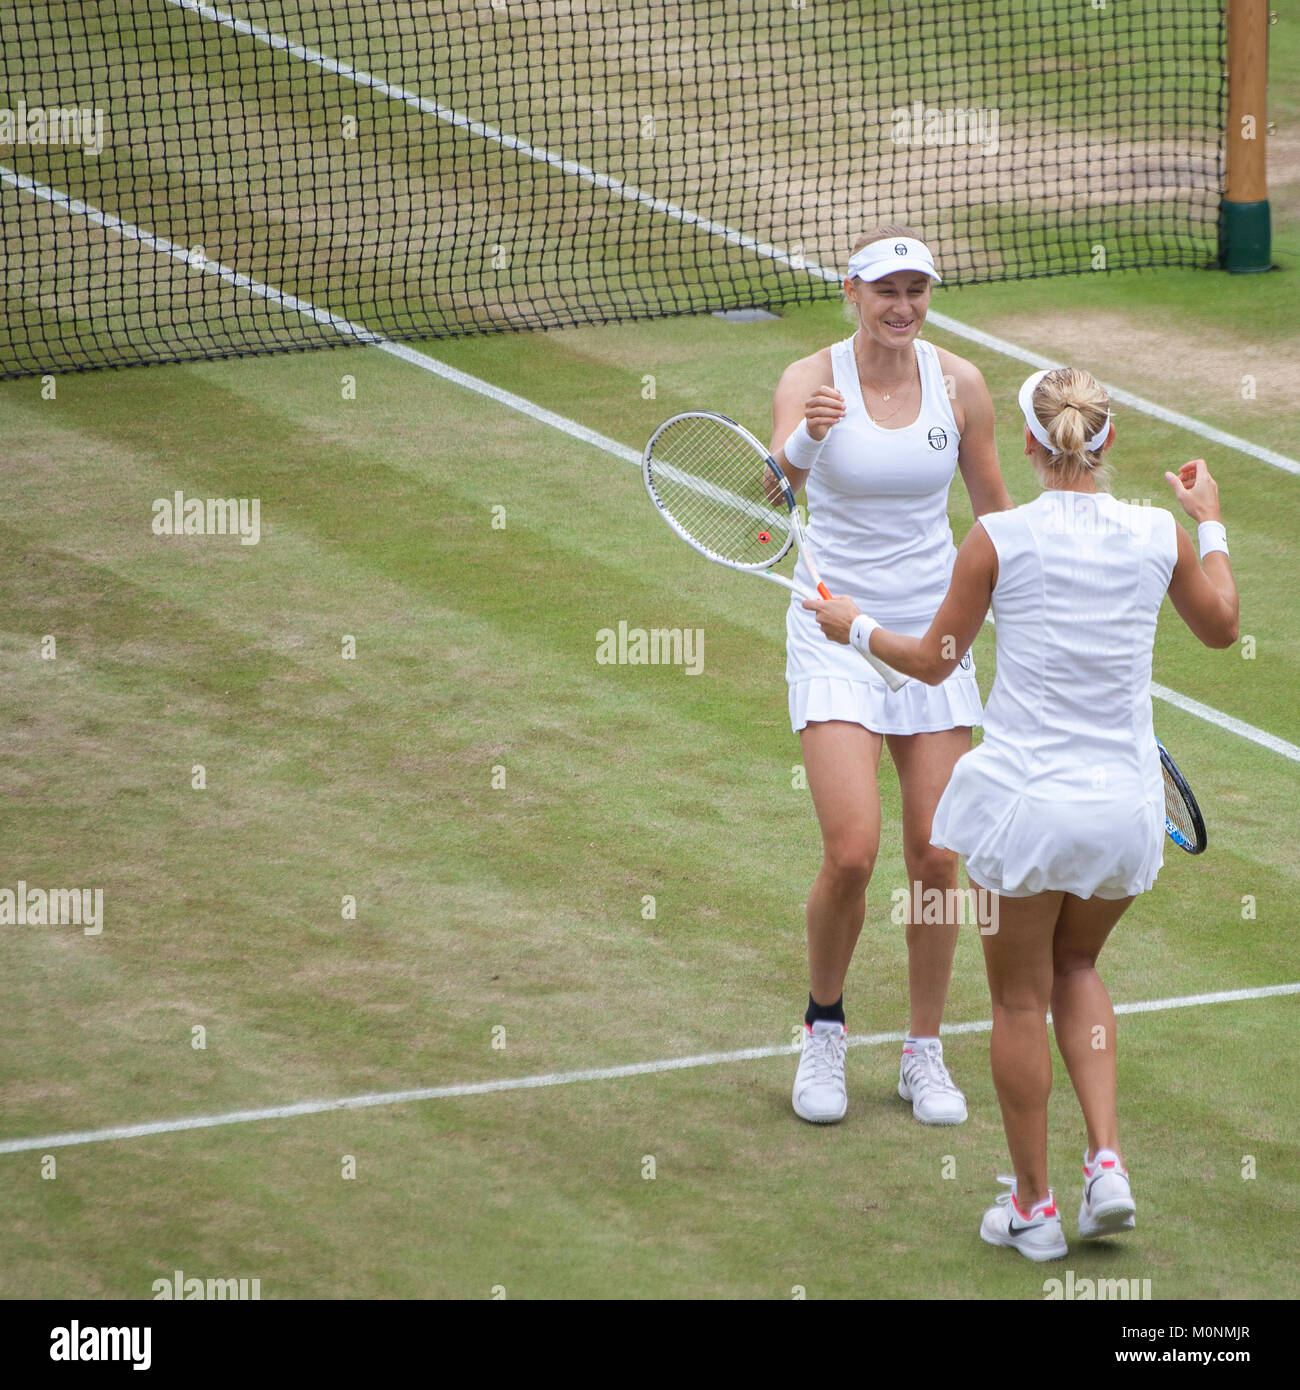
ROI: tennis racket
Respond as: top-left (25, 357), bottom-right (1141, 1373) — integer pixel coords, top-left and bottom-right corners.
top-left (642, 410), bottom-right (908, 690)
top-left (1157, 739), bottom-right (1207, 854)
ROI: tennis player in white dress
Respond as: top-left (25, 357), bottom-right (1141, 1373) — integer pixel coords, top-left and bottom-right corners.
top-left (805, 366), bottom-right (1239, 1260)
top-left (770, 227), bottom-right (1012, 1127)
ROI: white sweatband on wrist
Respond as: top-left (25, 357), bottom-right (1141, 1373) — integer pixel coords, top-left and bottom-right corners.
top-left (849, 614), bottom-right (880, 659)
top-left (782, 419), bottom-right (826, 472)
top-left (848, 613), bottom-right (909, 690)
top-left (1197, 520), bottom-right (1228, 558)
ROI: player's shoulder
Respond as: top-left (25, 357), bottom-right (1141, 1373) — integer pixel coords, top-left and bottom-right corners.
top-left (931, 344), bottom-right (987, 393)
top-left (776, 343), bottom-right (837, 394)
top-left (978, 493), bottom-right (1039, 540)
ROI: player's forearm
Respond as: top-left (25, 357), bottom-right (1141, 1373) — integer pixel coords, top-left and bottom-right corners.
top-left (1191, 508), bottom-right (1238, 644)
top-left (863, 626), bottom-right (957, 686)
top-left (969, 481), bottom-right (1013, 519)
top-left (1200, 551), bottom-right (1240, 645)
top-left (958, 443), bottom-right (1013, 519)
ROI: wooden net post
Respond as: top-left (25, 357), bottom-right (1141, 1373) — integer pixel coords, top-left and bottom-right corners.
top-left (1220, 0), bottom-right (1272, 272)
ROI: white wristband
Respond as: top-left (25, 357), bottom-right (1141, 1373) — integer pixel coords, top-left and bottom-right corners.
top-left (848, 613), bottom-right (908, 690)
top-left (849, 614), bottom-right (880, 659)
top-left (782, 419), bottom-right (826, 472)
top-left (1197, 520), bottom-right (1228, 558)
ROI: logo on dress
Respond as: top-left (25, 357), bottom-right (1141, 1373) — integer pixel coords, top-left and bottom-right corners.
top-left (927, 427), bottom-right (949, 450)
top-left (894, 242), bottom-right (908, 255)
top-left (959, 651), bottom-right (973, 671)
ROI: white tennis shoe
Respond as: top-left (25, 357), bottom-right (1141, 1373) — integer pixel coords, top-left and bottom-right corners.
top-left (1079, 1148), bottom-right (1136, 1238)
top-left (980, 1176), bottom-right (1068, 1262)
top-left (792, 1020), bottom-right (848, 1123)
top-left (898, 1038), bottom-right (967, 1124)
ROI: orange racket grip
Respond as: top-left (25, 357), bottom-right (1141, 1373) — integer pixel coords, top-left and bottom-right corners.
top-left (816, 582), bottom-right (832, 600)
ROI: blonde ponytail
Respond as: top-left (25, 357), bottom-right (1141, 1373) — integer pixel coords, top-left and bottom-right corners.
top-left (1029, 368), bottom-right (1113, 489)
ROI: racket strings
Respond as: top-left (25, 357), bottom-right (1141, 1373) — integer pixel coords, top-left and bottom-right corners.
top-left (1162, 768), bottom-right (1200, 844)
top-left (647, 419), bottom-right (792, 567)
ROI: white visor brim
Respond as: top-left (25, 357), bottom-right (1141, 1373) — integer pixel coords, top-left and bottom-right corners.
top-left (847, 236), bottom-right (941, 284)
top-left (1019, 369), bottom-right (1110, 455)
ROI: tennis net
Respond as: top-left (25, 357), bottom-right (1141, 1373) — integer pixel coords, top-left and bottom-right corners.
top-left (0, 1), bottom-right (1225, 377)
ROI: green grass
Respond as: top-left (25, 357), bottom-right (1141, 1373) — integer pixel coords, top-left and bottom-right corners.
top-left (1, 0), bottom-right (1298, 1303)
top-left (4, 997), bottom-right (1294, 1301)
top-left (1, 315), bottom-right (1297, 1298)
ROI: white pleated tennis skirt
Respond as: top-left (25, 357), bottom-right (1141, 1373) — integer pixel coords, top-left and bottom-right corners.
top-left (787, 607), bottom-right (982, 737)
top-left (929, 746), bottom-right (1166, 900)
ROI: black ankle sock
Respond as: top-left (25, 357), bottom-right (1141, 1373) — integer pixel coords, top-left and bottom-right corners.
top-left (805, 992), bottom-right (845, 1027)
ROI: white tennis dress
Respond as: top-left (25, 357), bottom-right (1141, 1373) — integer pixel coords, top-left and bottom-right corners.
top-left (786, 333), bottom-right (982, 734)
top-left (930, 491), bottom-right (1179, 899)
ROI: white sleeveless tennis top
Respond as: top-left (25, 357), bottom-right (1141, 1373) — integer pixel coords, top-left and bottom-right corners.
top-left (791, 334), bottom-right (960, 624)
top-left (786, 333), bottom-right (983, 736)
top-left (930, 491), bottom-right (1179, 898)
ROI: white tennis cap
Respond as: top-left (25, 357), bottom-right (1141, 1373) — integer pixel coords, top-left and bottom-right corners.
top-left (1019, 369), bottom-right (1111, 455)
top-left (846, 236), bottom-right (942, 284)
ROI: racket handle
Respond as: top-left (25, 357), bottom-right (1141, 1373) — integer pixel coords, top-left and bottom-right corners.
top-left (849, 615), bottom-right (909, 692)
top-left (860, 649), bottom-right (909, 693)
top-left (768, 573), bottom-right (908, 689)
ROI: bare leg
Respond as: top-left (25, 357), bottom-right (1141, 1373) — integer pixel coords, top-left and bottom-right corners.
top-left (799, 721), bottom-right (884, 1005)
top-left (886, 728), bottom-right (971, 1036)
top-left (978, 890), bottom-right (1062, 1210)
top-left (1051, 893), bottom-right (1134, 1161)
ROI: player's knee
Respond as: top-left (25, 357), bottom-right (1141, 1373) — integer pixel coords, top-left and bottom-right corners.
top-left (990, 988), bottom-right (1050, 1017)
top-left (1052, 949), bottom-right (1100, 978)
top-left (988, 972), bottom-right (1050, 1013)
top-left (904, 844), bottom-right (958, 891)
top-left (823, 840), bottom-right (877, 887)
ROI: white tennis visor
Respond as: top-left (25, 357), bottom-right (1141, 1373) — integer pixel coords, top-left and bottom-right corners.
top-left (1019, 369), bottom-right (1111, 454)
top-left (846, 236), bottom-right (942, 283)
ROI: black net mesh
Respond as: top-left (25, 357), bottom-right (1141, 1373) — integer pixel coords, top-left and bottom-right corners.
top-left (0, 1), bottom-right (1225, 377)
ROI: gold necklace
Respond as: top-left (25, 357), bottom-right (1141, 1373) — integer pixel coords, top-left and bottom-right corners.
top-left (854, 344), bottom-right (916, 408)
top-left (859, 370), bottom-right (916, 422)
top-left (864, 375), bottom-right (911, 402)
top-left (866, 398), bottom-right (908, 424)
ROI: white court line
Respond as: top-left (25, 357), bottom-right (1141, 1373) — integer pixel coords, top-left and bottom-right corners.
top-left (5, 165), bottom-right (1297, 767)
top-left (1151, 682), bottom-right (1300, 764)
top-left (167, 0), bottom-right (1300, 478)
top-left (2, 983), bottom-right (1295, 1155)
top-left (0, 167), bottom-right (381, 344)
top-left (921, 311), bottom-right (1300, 478)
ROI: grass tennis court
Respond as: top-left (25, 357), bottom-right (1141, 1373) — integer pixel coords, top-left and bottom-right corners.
top-left (1, 2), bottom-right (1298, 1302)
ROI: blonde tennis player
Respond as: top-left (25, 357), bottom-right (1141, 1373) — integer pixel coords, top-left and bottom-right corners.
top-left (804, 366), bottom-right (1239, 1259)
top-left (772, 227), bottom-right (1012, 1126)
